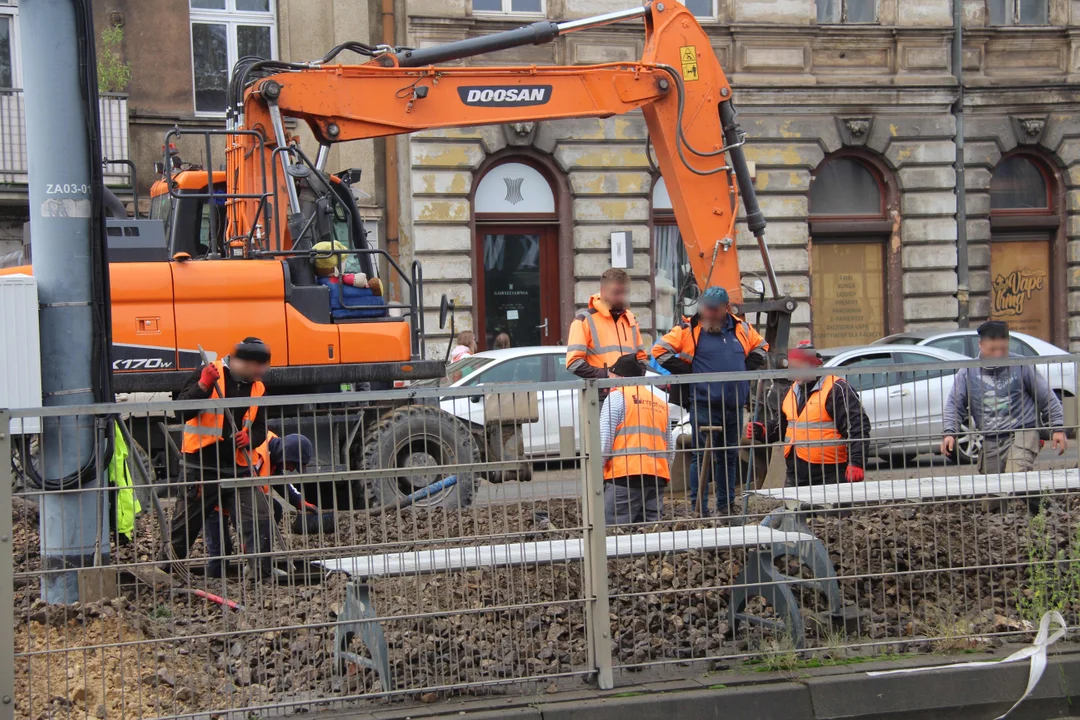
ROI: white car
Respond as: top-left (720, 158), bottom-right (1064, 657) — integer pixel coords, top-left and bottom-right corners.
top-left (427, 346), bottom-right (687, 457)
top-left (873, 329), bottom-right (1076, 401)
top-left (818, 344), bottom-right (981, 463)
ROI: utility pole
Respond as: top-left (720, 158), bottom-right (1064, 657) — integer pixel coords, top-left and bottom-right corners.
top-left (23, 0), bottom-right (110, 603)
top-left (953, 0), bottom-right (969, 328)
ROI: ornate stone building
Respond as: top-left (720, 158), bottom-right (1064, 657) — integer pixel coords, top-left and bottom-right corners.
top-left (395, 0), bottom-right (1080, 356)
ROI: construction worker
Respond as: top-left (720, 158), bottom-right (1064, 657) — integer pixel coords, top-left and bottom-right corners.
top-left (943, 321), bottom-right (1066, 473)
top-left (600, 354), bottom-right (674, 525)
top-left (652, 286), bottom-right (768, 515)
top-left (566, 268), bottom-right (648, 382)
top-left (748, 341), bottom-right (871, 486)
top-left (167, 337), bottom-right (275, 580)
top-left (203, 432), bottom-right (325, 578)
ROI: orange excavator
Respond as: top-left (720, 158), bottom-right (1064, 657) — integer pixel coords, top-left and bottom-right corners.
top-left (5, 1), bottom-right (794, 508)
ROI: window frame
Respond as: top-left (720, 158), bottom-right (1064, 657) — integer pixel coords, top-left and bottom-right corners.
top-left (817, 0), bottom-right (878, 24)
top-left (986, 149), bottom-right (1066, 346)
top-left (988, 0), bottom-right (1051, 26)
top-left (472, 0), bottom-right (547, 18)
top-left (0, 1), bottom-right (21, 89)
top-left (808, 149), bottom-right (902, 345)
top-left (189, 0), bottom-right (278, 117)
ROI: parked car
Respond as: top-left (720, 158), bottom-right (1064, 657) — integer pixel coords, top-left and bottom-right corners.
top-left (818, 344), bottom-right (981, 464)
top-left (873, 329), bottom-right (1077, 433)
top-left (873, 329), bottom-right (1074, 395)
top-left (423, 346), bottom-right (688, 457)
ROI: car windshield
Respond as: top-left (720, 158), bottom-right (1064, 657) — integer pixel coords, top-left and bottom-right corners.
top-left (447, 356), bottom-right (495, 384)
top-left (412, 356), bottom-right (494, 387)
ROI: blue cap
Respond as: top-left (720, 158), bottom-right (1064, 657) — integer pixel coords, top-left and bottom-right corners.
top-left (270, 434), bottom-right (313, 468)
top-left (701, 286), bottom-right (729, 308)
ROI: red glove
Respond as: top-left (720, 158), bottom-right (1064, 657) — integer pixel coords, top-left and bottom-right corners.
top-left (198, 363), bottom-right (220, 391)
top-left (234, 428), bottom-right (250, 449)
top-left (845, 466), bottom-right (865, 483)
top-left (745, 422), bottom-right (766, 442)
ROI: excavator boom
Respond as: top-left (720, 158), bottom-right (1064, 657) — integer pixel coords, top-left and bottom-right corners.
top-left (228, 1), bottom-right (785, 315)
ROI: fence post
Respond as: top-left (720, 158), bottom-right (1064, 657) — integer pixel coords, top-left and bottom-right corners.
top-left (0, 410), bottom-right (14, 720)
top-left (579, 382), bottom-right (613, 689)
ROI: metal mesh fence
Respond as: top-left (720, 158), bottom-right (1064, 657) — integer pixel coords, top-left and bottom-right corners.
top-left (3, 354), bottom-right (1079, 718)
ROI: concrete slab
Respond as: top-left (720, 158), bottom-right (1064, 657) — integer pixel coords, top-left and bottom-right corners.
top-left (538, 683), bottom-right (813, 720)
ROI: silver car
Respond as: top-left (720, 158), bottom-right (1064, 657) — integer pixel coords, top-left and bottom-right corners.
top-left (819, 344), bottom-right (981, 463)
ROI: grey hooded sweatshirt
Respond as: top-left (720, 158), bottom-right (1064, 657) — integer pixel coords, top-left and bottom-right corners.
top-left (943, 356), bottom-right (1064, 437)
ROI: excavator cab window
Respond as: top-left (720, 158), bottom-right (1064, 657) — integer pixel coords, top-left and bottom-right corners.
top-left (167, 182), bottom-right (228, 258)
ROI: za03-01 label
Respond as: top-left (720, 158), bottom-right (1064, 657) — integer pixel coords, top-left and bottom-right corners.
top-left (458, 85), bottom-right (553, 107)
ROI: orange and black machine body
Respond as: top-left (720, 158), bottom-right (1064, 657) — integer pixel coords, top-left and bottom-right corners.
top-left (2, 1), bottom-right (793, 397)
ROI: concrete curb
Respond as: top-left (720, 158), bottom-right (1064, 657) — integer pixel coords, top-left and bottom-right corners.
top-left (313, 647), bottom-right (1080, 720)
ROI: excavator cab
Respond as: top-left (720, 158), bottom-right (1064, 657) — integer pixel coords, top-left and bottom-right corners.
top-left (113, 137), bottom-right (444, 395)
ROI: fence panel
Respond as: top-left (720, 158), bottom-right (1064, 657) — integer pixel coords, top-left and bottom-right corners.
top-left (5, 354), bottom-right (1080, 718)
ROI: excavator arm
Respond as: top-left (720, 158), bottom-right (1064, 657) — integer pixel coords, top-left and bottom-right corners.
top-left (227, 1), bottom-right (792, 347)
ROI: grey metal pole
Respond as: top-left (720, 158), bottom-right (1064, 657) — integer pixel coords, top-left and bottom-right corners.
top-left (23, 0), bottom-right (109, 603)
top-left (953, 0), bottom-right (969, 328)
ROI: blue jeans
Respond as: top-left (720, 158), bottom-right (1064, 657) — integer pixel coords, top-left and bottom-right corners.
top-left (689, 403), bottom-right (741, 516)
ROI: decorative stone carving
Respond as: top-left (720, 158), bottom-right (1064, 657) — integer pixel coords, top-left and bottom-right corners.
top-left (835, 116), bottom-right (874, 147)
top-left (503, 122), bottom-right (537, 146)
top-left (1009, 115), bottom-right (1049, 145)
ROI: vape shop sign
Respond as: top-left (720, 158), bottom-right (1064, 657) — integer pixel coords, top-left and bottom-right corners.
top-left (990, 240), bottom-right (1051, 341)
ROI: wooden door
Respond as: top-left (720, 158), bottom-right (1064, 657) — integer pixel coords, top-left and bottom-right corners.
top-left (475, 225), bottom-right (560, 349)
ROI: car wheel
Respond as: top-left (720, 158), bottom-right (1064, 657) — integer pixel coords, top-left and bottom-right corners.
top-left (955, 420), bottom-right (982, 465)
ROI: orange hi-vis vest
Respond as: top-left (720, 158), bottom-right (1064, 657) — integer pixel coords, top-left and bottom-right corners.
top-left (566, 294), bottom-right (647, 374)
top-left (781, 375), bottom-right (847, 465)
top-left (181, 359), bottom-right (265, 467)
top-left (604, 385), bottom-right (671, 482)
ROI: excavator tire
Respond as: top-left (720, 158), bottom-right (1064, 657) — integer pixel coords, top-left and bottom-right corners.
top-left (360, 405), bottom-right (481, 510)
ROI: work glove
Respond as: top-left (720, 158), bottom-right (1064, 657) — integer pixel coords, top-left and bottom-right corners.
top-left (233, 428), bottom-right (250, 449)
top-left (844, 466), bottom-right (865, 483)
top-left (198, 363), bottom-right (221, 391)
top-left (745, 422), bottom-right (766, 442)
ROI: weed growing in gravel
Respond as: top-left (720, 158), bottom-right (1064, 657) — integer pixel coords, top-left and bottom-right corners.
top-left (151, 604), bottom-right (172, 620)
top-left (745, 634), bottom-right (801, 673)
top-left (1017, 507), bottom-right (1080, 623)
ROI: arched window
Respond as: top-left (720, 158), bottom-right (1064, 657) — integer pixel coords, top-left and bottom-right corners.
top-left (651, 176), bottom-right (697, 335)
top-left (472, 159), bottom-right (561, 349)
top-left (986, 152), bottom-right (1061, 343)
top-left (808, 153), bottom-right (896, 348)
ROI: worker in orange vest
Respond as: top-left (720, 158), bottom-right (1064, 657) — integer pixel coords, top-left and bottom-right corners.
top-left (748, 341), bottom-right (870, 486)
top-left (203, 432), bottom-right (325, 578)
top-left (166, 337), bottom-right (275, 580)
top-left (600, 354), bottom-right (674, 525)
top-left (653, 286), bottom-right (768, 515)
top-left (566, 268), bottom-right (648, 384)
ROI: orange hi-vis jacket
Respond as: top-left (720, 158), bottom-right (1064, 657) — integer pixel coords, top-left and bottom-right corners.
top-left (181, 359), bottom-right (265, 468)
top-left (781, 375), bottom-right (848, 465)
top-left (566, 294), bottom-right (647, 376)
top-left (604, 385), bottom-right (671, 481)
top-left (652, 314), bottom-right (768, 367)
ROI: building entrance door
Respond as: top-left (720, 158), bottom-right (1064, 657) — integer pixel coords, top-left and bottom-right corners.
top-left (475, 225), bottom-right (559, 349)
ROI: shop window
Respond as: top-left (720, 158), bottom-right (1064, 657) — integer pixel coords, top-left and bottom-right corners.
top-left (988, 153), bottom-right (1060, 342)
top-left (651, 176), bottom-right (697, 336)
top-left (817, 0), bottom-right (876, 23)
top-left (809, 154), bottom-right (893, 348)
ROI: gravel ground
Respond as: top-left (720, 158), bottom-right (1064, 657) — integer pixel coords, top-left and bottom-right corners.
top-left (11, 485), bottom-right (1080, 719)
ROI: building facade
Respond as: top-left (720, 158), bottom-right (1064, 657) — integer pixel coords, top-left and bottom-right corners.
top-left (0, 0), bottom-right (384, 257)
top-left (398, 0), bottom-right (1080, 356)
top-left (4, 0), bottom-right (1078, 356)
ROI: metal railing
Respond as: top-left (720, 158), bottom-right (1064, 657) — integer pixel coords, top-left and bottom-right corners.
top-left (3, 354), bottom-right (1080, 718)
top-left (0, 90), bottom-right (130, 186)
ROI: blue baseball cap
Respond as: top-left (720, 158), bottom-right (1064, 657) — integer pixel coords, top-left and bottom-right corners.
top-left (701, 286), bottom-right (729, 308)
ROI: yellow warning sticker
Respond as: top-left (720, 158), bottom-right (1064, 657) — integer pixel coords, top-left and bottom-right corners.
top-left (679, 45), bottom-right (699, 81)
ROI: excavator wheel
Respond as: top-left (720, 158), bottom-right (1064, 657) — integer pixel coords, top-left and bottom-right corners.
top-left (359, 405), bottom-right (481, 510)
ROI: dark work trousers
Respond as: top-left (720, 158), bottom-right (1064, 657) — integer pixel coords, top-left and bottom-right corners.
top-left (169, 463), bottom-right (274, 578)
top-left (689, 403), bottom-right (741, 516)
